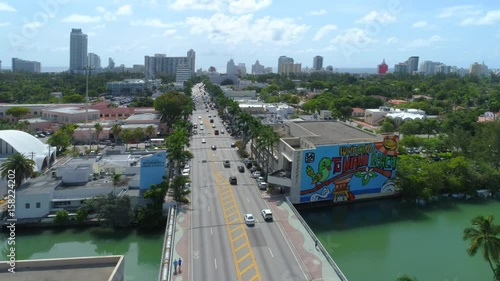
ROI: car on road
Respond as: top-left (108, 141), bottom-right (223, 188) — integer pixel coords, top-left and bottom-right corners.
top-left (208, 114), bottom-right (211, 117)
top-left (221, 130), bottom-right (224, 134)
top-left (229, 176), bottom-right (237, 185)
top-left (211, 124), bottom-right (215, 128)
top-left (256, 176), bottom-right (265, 183)
top-left (202, 139), bottom-right (206, 143)
top-left (211, 145), bottom-right (217, 150)
top-left (198, 116), bottom-right (201, 119)
top-left (252, 171), bottom-right (261, 178)
top-left (200, 126), bottom-right (204, 130)
top-left (244, 214), bottom-right (255, 225)
top-left (231, 142), bottom-right (236, 147)
top-left (223, 160), bottom-right (230, 168)
top-left (261, 209), bottom-right (273, 221)
top-left (258, 181), bottom-right (268, 190)
top-left (237, 166), bottom-right (245, 173)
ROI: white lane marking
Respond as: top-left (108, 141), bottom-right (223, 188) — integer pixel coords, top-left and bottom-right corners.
top-left (247, 198), bottom-right (250, 202)
top-left (214, 258), bottom-right (217, 270)
top-left (206, 189), bottom-right (208, 194)
top-left (208, 206), bottom-right (210, 212)
top-left (211, 227), bottom-right (213, 236)
top-left (268, 247), bottom-right (274, 258)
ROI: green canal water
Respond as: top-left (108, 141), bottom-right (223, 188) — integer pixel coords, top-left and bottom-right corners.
top-left (0, 227), bottom-right (163, 281)
top-left (300, 198), bottom-right (500, 281)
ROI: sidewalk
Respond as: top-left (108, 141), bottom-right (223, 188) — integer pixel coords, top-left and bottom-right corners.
top-left (171, 203), bottom-right (191, 281)
top-left (266, 193), bottom-right (347, 281)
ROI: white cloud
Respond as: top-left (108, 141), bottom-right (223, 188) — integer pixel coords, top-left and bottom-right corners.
top-left (0, 22), bottom-right (11, 27)
top-left (185, 13), bottom-right (310, 45)
top-left (322, 46), bottom-right (336, 52)
top-left (313, 24), bottom-right (337, 41)
top-left (411, 20), bottom-right (439, 29)
top-left (49, 46), bottom-right (69, 52)
top-left (62, 14), bottom-right (101, 23)
top-left (0, 2), bottom-right (16, 12)
top-left (307, 9), bottom-right (327, 16)
top-left (437, 5), bottom-right (482, 18)
top-left (296, 48), bottom-right (315, 53)
top-left (116, 4), bottom-right (132, 16)
top-left (386, 37), bottom-right (398, 44)
top-left (96, 6), bottom-right (106, 13)
top-left (152, 29), bottom-right (177, 37)
top-left (406, 35), bottom-right (443, 48)
top-left (23, 21), bottom-right (43, 29)
top-left (229, 0), bottom-right (272, 15)
top-left (93, 24), bottom-right (106, 29)
top-left (331, 28), bottom-right (377, 45)
top-left (461, 10), bottom-right (500, 26)
top-left (130, 18), bottom-right (173, 28)
top-left (169, 0), bottom-right (222, 12)
top-left (356, 10), bottom-right (396, 24)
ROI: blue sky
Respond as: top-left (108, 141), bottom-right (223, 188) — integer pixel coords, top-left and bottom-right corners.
top-left (0, 0), bottom-right (499, 72)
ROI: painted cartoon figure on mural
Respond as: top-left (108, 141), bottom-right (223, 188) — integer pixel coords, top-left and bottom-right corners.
top-left (299, 135), bottom-right (399, 203)
top-left (306, 157), bottom-right (332, 184)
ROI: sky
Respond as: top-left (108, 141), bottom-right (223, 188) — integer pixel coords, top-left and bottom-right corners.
top-left (0, 0), bottom-right (499, 72)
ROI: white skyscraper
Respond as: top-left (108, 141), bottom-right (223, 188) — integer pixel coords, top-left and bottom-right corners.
top-left (69, 28), bottom-right (88, 74)
top-left (88, 53), bottom-right (101, 69)
top-left (226, 59), bottom-right (236, 76)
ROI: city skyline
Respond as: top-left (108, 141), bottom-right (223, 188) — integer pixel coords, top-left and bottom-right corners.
top-left (0, 0), bottom-right (499, 71)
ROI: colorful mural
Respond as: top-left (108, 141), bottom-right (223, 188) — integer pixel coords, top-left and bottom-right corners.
top-left (300, 135), bottom-right (399, 203)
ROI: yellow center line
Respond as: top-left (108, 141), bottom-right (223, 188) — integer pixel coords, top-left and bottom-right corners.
top-left (209, 151), bottom-right (262, 281)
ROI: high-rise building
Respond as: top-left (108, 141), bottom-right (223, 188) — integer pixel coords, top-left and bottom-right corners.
top-left (278, 56), bottom-right (294, 74)
top-left (378, 59), bottom-right (388, 75)
top-left (144, 50), bottom-right (195, 79)
top-left (469, 62), bottom-right (489, 76)
top-left (226, 59), bottom-right (236, 76)
top-left (419, 61), bottom-right (443, 75)
top-left (313, 56), bottom-right (323, 71)
top-left (394, 63), bottom-right (409, 74)
top-left (88, 53), bottom-right (101, 69)
top-left (407, 56), bottom-right (419, 73)
top-left (69, 28), bottom-right (88, 74)
top-left (176, 64), bottom-right (192, 83)
top-left (435, 64), bottom-right (451, 74)
top-left (236, 63), bottom-right (247, 76)
top-left (251, 60), bottom-right (265, 75)
top-left (12, 58), bottom-right (41, 73)
top-left (108, 58), bottom-right (115, 69)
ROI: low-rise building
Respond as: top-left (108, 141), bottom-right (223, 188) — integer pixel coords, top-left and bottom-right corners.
top-left (106, 79), bottom-right (161, 96)
top-left (364, 107), bottom-right (426, 125)
top-left (42, 107), bottom-right (100, 124)
top-left (264, 120), bottom-right (399, 204)
top-left (352, 108), bottom-right (365, 117)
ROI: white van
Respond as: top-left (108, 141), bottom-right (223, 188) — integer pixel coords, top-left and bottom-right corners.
top-left (261, 209), bottom-right (273, 221)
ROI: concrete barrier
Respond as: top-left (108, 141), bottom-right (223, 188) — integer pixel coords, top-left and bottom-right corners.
top-left (158, 204), bottom-right (177, 281)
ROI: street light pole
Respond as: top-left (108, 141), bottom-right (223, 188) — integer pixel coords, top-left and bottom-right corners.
top-left (82, 65), bottom-right (94, 150)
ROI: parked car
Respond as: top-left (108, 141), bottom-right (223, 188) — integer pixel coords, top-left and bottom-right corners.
top-left (258, 181), bottom-right (268, 190)
top-left (229, 176), bottom-right (237, 185)
top-left (223, 160), bottom-right (230, 168)
top-left (244, 214), bottom-right (255, 225)
top-left (252, 171), bottom-right (261, 178)
top-left (211, 145), bottom-right (217, 150)
top-left (182, 168), bottom-right (190, 176)
top-left (261, 209), bottom-right (273, 221)
top-left (237, 166), bottom-right (245, 173)
top-left (256, 176), bottom-right (265, 183)
top-left (231, 142), bottom-right (236, 147)
top-left (202, 139), bottom-right (206, 143)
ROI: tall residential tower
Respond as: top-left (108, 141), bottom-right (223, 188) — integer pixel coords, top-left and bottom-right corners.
top-left (69, 28), bottom-right (88, 74)
top-left (313, 56), bottom-right (323, 71)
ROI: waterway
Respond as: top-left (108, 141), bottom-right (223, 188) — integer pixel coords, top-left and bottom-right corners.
top-left (0, 227), bottom-right (163, 281)
top-left (300, 198), bottom-right (500, 281)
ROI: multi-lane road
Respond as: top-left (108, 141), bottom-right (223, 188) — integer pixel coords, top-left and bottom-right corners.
top-left (188, 84), bottom-right (307, 281)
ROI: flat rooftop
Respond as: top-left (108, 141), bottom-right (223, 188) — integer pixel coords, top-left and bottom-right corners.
top-left (294, 121), bottom-right (379, 146)
top-left (0, 256), bottom-right (123, 281)
top-left (126, 113), bottom-right (161, 121)
top-left (45, 107), bottom-right (100, 114)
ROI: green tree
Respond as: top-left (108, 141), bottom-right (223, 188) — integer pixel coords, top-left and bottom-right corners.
top-left (170, 175), bottom-right (191, 202)
top-left (463, 215), bottom-right (500, 279)
top-left (133, 127), bottom-right (145, 145)
top-left (47, 130), bottom-right (72, 154)
top-left (54, 210), bottom-right (69, 224)
top-left (75, 209), bottom-right (88, 223)
top-left (145, 125), bottom-right (155, 140)
top-left (80, 194), bottom-right (133, 228)
top-left (0, 153), bottom-right (35, 188)
top-left (112, 173), bottom-right (121, 196)
top-left (154, 91), bottom-right (189, 128)
top-left (380, 120), bottom-right (395, 133)
top-left (396, 275), bottom-right (418, 281)
top-left (5, 107), bottom-right (30, 122)
top-left (120, 128), bottom-right (133, 150)
top-left (94, 122), bottom-right (103, 143)
top-left (111, 123), bottom-right (122, 143)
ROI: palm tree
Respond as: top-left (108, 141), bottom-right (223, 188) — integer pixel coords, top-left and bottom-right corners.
top-left (15, 120), bottom-right (30, 132)
top-left (237, 112), bottom-right (255, 148)
top-left (111, 123), bottom-right (122, 144)
top-left (120, 128), bottom-right (133, 150)
top-left (256, 126), bottom-right (280, 177)
top-left (133, 127), bottom-right (145, 147)
top-left (463, 215), bottom-right (500, 278)
top-left (0, 153), bottom-right (35, 188)
top-left (170, 175), bottom-right (191, 201)
top-left (112, 173), bottom-right (121, 196)
top-left (94, 123), bottom-right (103, 144)
top-left (145, 125), bottom-right (155, 140)
top-left (227, 100), bottom-right (241, 125)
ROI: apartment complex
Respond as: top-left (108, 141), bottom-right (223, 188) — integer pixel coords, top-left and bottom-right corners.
top-left (144, 49), bottom-right (195, 79)
top-left (378, 59), bottom-right (388, 75)
top-left (106, 79), bottom-right (161, 96)
top-left (313, 56), bottom-right (323, 71)
top-left (278, 56), bottom-right (301, 76)
top-left (88, 53), bottom-right (101, 69)
top-left (394, 56), bottom-right (419, 74)
top-left (69, 28), bottom-right (88, 74)
top-left (12, 58), bottom-right (41, 73)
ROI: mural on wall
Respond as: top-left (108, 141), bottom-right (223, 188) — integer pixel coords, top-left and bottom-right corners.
top-left (300, 135), bottom-right (399, 203)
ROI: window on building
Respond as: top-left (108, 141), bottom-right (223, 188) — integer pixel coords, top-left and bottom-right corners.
top-left (25, 203), bottom-right (30, 209)
top-left (36, 202), bottom-right (41, 208)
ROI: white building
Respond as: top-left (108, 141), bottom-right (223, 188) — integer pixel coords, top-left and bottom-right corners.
top-left (69, 28), bottom-right (88, 74)
top-left (88, 53), bottom-right (101, 69)
top-left (364, 107), bottom-right (426, 125)
top-left (176, 63), bottom-right (192, 83)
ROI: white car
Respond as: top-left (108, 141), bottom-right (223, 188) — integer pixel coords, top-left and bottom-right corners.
top-left (184, 163), bottom-right (190, 169)
top-left (211, 124), bottom-right (215, 128)
top-left (201, 139), bottom-right (206, 143)
top-left (244, 214), bottom-right (255, 225)
top-left (261, 209), bottom-right (273, 221)
top-left (198, 116), bottom-right (201, 119)
top-left (182, 168), bottom-right (190, 176)
top-left (256, 176), bottom-right (265, 183)
top-left (252, 171), bottom-right (261, 178)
